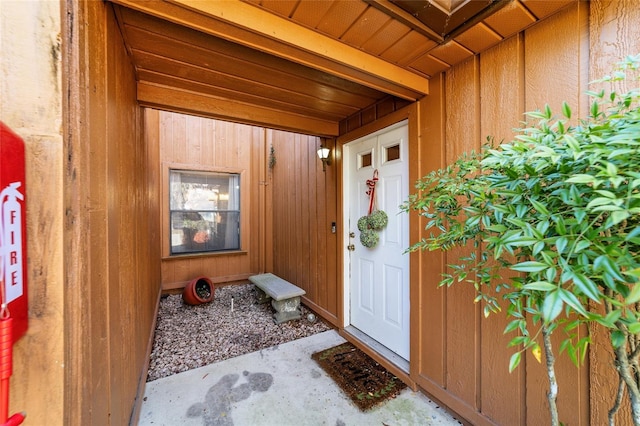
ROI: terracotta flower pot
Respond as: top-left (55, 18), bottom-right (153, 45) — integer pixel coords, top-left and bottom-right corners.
top-left (182, 276), bottom-right (214, 305)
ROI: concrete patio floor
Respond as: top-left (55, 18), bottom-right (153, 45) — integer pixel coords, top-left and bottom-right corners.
top-left (138, 330), bottom-right (463, 426)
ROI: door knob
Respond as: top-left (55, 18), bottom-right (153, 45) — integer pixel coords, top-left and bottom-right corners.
top-left (347, 244), bottom-right (355, 251)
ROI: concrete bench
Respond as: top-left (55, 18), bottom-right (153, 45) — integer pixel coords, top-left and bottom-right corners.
top-left (249, 273), bottom-right (306, 324)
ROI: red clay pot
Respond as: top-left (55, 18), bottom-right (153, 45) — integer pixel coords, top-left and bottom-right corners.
top-left (182, 276), bottom-right (214, 305)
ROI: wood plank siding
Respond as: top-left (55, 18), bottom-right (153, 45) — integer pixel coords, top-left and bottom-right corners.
top-left (155, 111), bottom-right (264, 288)
top-left (588, 1), bottom-right (640, 424)
top-left (414, 3), bottom-right (591, 425)
top-left (387, 1), bottom-right (638, 424)
top-left (153, 112), bottom-right (340, 325)
top-left (269, 130), bottom-right (340, 325)
top-left (4, 0), bottom-right (637, 423)
top-left (63, 1), bottom-right (161, 424)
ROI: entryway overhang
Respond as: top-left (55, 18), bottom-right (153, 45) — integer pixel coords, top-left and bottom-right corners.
top-left (108, 0), bottom-right (576, 137)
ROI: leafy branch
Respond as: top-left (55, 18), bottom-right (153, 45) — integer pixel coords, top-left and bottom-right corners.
top-left (402, 53), bottom-right (640, 426)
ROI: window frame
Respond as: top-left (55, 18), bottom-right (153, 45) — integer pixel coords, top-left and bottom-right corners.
top-left (162, 163), bottom-right (247, 258)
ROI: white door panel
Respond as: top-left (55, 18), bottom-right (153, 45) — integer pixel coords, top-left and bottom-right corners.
top-left (344, 121), bottom-right (409, 360)
top-left (382, 174), bottom-right (403, 246)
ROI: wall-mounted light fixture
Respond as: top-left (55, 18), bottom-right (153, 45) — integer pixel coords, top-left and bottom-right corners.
top-left (317, 144), bottom-right (331, 172)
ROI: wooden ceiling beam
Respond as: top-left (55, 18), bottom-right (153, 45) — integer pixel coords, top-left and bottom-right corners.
top-left (108, 0), bottom-right (429, 100)
top-left (138, 82), bottom-right (340, 137)
top-left (365, 0), bottom-right (445, 42)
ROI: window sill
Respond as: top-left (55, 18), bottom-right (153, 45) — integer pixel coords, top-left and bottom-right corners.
top-left (162, 250), bottom-right (248, 261)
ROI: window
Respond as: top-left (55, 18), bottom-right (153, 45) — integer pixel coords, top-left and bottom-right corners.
top-left (169, 170), bottom-right (240, 254)
top-left (359, 150), bottom-right (373, 169)
top-left (384, 143), bottom-right (400, 162)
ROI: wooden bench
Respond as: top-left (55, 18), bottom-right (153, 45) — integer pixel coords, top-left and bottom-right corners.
top-left (249, 273), bottom-right (306, 324)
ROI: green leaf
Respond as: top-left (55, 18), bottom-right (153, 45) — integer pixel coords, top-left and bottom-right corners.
top-left (544, 104), bottom-right (553, 119)
top-left (511, 261), bottom-right (549, 273)
top-left (557, 120), bottom-right (565, 134)
top-left (509, 352), bottom-right (522, 373)
top-left (574, 240), bottom-right (591, 253)
top-left (609, 210), bottom-right (630, 227)
top-left (572, 273), bottom-right (601, 302)
top-left (555, 236), bottom-right (568, 254)
top-left (578, 337), bottom-right (590, 365)
top-left (542, 290), bottom-right (563, 322)
top-left (625, 227), bottom-right (640, 241)
top-left (504, 319), bottom-right (522, 334)
top-left (564, 134), bottom-right (581, 152)
top-left (523, 281), bottom-right (556, 291)
top-left (483, 304), bottom-right (493, 318)
top-left (625, 268), bottom-right (640, 279)
top-left (566, 174), bottom-right (597, 184)
top-left (561, 340), bottom-right (578, 366)
top-left (487, 224), bottom-right (507, 233)
top-left (508, 336), bottom-right (528, 347)
top-left (593, 205), bottom-right (624, 212)
top-left (545, 267), bottom-right (557, 282)
top-left (536, 220), bottom-right (550, 235)
top-left (628, 322), bottom-right (640, 335)
top-left (558, 288), bottom-right (590, 317)
top-left (594, 255), bottom-right (625, 281)
top-left (587, 197), bottom-right (616, 209)
top-left (625, 283), bottom-right (640, 305)
top-left (505, 218), bottom-right (528, 229)
top-left (532, 241), bottom-right (545, 256)
top-left (595, 189), bottom-right (616, 198)
top-left (505, 237), bottom-right (538, 247)
top-left (554, 216), bottom-right (567, 235)
top-left (561, 101), bottom-right (572, 119)
top-left (611, 330), bottom-right (626, 348)
top-left (598, 310), bottom-right (622, 327)
top-left (530, 199), bottom-right (550, 216)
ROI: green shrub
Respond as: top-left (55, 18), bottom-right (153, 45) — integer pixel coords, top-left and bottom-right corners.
top-left (402, 54), bottom-right (640, 425)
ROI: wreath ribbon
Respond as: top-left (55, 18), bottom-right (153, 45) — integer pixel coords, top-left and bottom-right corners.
top-left (366, 169), bottom-right (379, 215)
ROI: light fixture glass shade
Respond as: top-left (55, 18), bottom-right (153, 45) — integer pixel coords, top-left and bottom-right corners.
top-left (317, 146), bottom-right (330, 160)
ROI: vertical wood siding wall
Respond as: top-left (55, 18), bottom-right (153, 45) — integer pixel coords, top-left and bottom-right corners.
top-left (414, 3), bottom-right (591, 425)
top-left (153, 115), bottom-right (340, 324)
top-left (58, 0), bottom-right (640, 423)
top-left (155, 111), bottom-right (267, 288)
top-left (269, 131), bottom-right (339, 325)
top-left (587, 1), bottom-right (640, 424)
top-left (64, 2), bottom-right (161, 424)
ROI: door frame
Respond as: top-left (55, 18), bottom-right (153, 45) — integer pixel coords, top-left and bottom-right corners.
top-left (341, 120), bottom-right (409, 353)
top-left (335, 104), bottom-right (420, 389)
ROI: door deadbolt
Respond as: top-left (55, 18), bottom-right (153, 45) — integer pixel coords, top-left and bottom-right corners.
top-left (349, 232), bottom-right (355, 238)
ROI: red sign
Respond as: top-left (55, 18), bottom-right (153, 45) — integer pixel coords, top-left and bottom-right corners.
top-left (0, 123), bottom-right (28, 343)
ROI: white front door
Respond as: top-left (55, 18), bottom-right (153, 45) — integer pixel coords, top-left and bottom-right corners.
top-left (343, 121), bottom-right (410, 360)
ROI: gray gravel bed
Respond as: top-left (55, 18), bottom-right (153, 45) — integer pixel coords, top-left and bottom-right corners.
top-left (147, 282), bottom-right (332, 381)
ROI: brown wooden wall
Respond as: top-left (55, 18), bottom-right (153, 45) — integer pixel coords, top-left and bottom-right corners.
top-left (154, 111), bottom-right (268, 289)
top-left (64, 1), bottom-right (161, 424)
top-left (55, 0), bottom-right (640, 424)
top-left (152, 111), bottom-right (341, 323)
top-left (413, 2), bottom-right (591, 425)
top-left (587, 1), bottom-right (640, 424)
top-left (269, 131), bottom-right (340, 325)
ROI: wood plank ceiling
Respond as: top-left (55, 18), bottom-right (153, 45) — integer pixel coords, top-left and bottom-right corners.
top-left (110, 0), bottom-right (575, 136)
